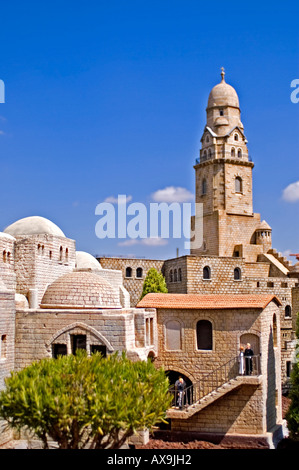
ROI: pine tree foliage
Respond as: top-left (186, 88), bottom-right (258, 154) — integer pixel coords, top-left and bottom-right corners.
top-left (140, 268), bottom-right (168, 300)
top-left (0, 351), bottom-right (172, 449)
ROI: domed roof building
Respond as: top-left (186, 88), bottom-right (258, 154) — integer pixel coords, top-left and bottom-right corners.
top-left (4, 215), bottom-right (65, 238)
top-left (207, 69), bottom-right (240, 109)
top-left (75, 251), bottom-right (102, 271)
top-left (41, 271), bottom-right (121, 309)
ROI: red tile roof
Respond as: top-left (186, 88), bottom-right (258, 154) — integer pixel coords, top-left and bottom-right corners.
top-left (137, 293), bottom-right (281, 310)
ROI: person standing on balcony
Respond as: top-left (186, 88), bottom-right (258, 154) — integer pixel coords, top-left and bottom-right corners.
top-left (244, 343), bottom-right (254, 375)
top-left (238, 346), bottom-right (245, 375)
top-left (175, 376), bottom-right (186, 409)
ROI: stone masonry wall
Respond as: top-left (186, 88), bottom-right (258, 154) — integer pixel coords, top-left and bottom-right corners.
top-left (98, 258), bottom-right (164, 307)
top-left (14, 307), bottom-right (157, 369)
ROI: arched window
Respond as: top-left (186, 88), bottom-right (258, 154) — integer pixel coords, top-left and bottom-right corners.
top-left (206, 135), bottom-right (209, 143)
top-left (126, 267), bottom-right (132, 278)
top-left (203, 150), bottom-right (207, 160)
top-left (285, 305), bottom-right (292, 318)
top-left (203, 266), bottom-right (211, 280)
top-left (59, 246), bottom-right (63, 262)
top-left (170, 269), bottom-right (173, 282)
top-left (234, 267), bottom-right (242, 280)
top-left (65, 248), bottom-right (69, 262)
top-left (165, 320), bottom-right (181, 350)
top-left (174, 269), bottom-right (177, 282)
top-left (178, 268), bottom-right (182, 282)
top-left (2, 251), bottom-right (6, 263)
top-left (238, 148), bottom-right (242, 158)
top-left (234, 133), bottom-right (239, 141)
top-left (231, 147), bottom-right (235, 157)
top-left (196, 320), bottom-right (212, 350)
top-left (202, 178), bottom-right (207, 195)
top-left (235, 176), bottom-right (243, 193)
top-left (208, 148), bottom-right (211, 159)
top-left (136, 267), bottom-right (143, 278)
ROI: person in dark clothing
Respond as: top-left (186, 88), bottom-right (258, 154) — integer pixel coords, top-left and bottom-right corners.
top-left (244, 343), bottom-right (254, 375)
top-left (175, 376), bottom-right (186, 409)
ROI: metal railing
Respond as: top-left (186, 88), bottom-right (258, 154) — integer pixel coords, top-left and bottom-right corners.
top-left (169, 355), bottom-right (261, 408)
top-left (195, 153), bottom-right (252, 165)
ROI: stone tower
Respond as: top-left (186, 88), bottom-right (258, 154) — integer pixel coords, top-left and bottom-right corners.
top-left (191, 69), bottom-right (271, 262)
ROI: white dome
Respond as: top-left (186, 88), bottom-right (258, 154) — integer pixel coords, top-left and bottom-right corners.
top-left (3, 216), bottom-right (65, 238)
top-left (75, 251), bottom-right (102, 271)
top-left (0, 232), bottom-right (16, 241)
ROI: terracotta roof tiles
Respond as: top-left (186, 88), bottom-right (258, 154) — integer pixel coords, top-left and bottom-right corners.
top-left (137, 293), bottom-right (281, 310)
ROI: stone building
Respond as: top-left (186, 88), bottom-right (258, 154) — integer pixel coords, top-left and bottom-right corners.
top-left (138, 292), bottom-right (283, 440)
top-left (0, 216), bottom-right (156, 446)
top-left (98, 71), bottom-right (299, 392)
top-left (0, 71), bottom-right (297, 448)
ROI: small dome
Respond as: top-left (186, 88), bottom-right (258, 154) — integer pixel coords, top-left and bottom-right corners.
top-left (75, 251), bottom-right (102, 271)
top-left (207, 70), bottom-right (239, 109)
top-left (3, 216), bottom-right (65, 238)
top-left (0, 232), bottom-right (16, 242)
top-left (41, 271), bottom-right (120, 309)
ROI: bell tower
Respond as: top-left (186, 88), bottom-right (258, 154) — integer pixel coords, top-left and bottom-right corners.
top-left (191, 70), bottom-right (270, 261)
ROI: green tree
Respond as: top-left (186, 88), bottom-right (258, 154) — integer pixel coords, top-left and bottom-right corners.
top-left (140, 268), bottom-right (168, 300)
top-left (286, 313), bottom-right (299, 440)
top-left (0, 351), bottom-right (172, 449)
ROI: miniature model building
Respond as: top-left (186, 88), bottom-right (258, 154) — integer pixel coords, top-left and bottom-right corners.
top-left (98, 71), bottom-right (299, 395)
top-left (0, 72), bottom-right (298, 447)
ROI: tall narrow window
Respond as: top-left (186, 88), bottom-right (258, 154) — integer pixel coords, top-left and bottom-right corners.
top-left (196, 320), bottom-right (212, 350)
top-left (273, 314), bottom-right (277, 348)
top-left (178, 268), bottom-right (182, 282)
top-left (234, 133), bottom-right (239, 141)
top-left (219, 109), bottom-right (224, 116)
top-left (170, 269), bottom-right (173, 282)
top-left (136, 267), bottom-right (143, 278)
top-left (208, 148), bottom-right (211, 159)
top-left (234, 267), bottom-right (241, 280)
top-left (235, 176), bottom-right (243, 193)
top-left (126, 267), bottom-right (132, 278)
top-left (165, 320), bottom-right (181, 350)
top-left (285, 305), bottom-right (292, 318)
top-left (203, 266), bottom-right (211, 280)
top-left (231, 147), bottom-right (235, 157)
top-left (238, 148), bottom-right (242, 158)
top-left (174, 269), bottom-right (177, 282)
top-left (65, 248), bottom-right (69, 263)
top-left (202, 179), bottom-right (207, 195)
top-left (1, 335), bottom-right (7, 359)
top-left (59, 246), bottom-right (63, 262)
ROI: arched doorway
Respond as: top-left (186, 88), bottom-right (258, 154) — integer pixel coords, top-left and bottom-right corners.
top-left (165, 370), bottom-right (193, 408)
top-left (240, 333), bottom-right (260, 356)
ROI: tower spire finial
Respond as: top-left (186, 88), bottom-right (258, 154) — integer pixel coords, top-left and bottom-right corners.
top-left (221, 67), bottom-right (225, 82)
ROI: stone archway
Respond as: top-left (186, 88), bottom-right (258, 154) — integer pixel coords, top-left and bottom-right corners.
top-left (240, 333), bottom-right (260, 355)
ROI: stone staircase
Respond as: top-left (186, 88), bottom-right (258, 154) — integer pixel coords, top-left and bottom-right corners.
top-left (167, 375), bottom-right (262, 419)
top-left (167, 355), bottom-right (261, 420)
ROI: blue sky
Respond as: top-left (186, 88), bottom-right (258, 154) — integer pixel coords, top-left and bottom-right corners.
top-left (0, 1), bottom-right (298, 261)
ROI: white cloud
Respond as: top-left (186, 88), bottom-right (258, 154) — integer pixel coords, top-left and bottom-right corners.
top-left (118, 237), bottom-right (168, 247)
top-left (151, 186), bottom-right (194, 203)
top-left (282, 181), bottom-right (299, 202)
top-left (104, 195), bottom-right (133, 204)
